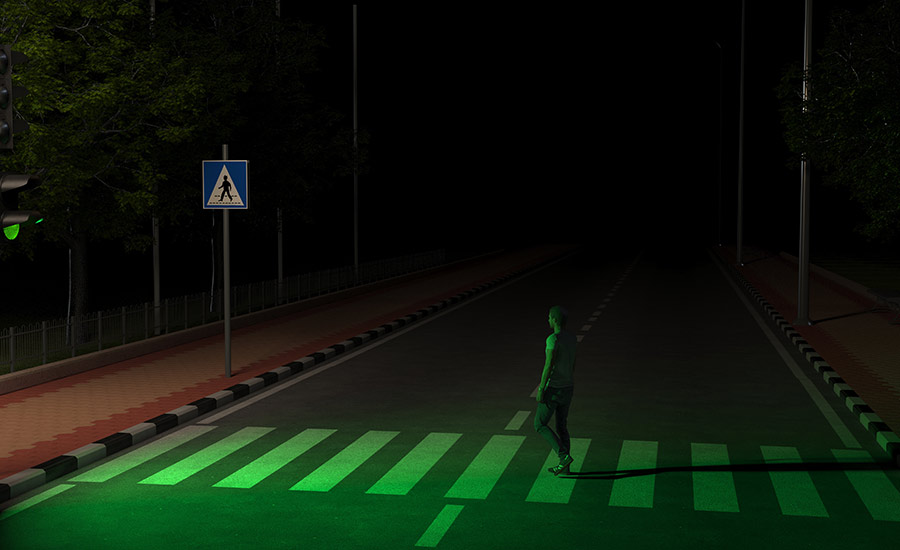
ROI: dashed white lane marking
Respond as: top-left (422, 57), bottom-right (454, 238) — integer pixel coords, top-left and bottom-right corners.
top-left (416, 504), bottom-right (464, 547)
top-left (580, 325), bottom-right (592, 332)
top-left (576, 335), bottom-right (584, 342)
top-left (504, 411), bottom-right (531, 431)
top-left (0, 484), bottom-right (74, 521)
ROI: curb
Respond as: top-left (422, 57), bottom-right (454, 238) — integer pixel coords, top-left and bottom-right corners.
top-left (714, 248), bottom-right (900, 468)
top-left (0, 247), bottom-right (576, 505)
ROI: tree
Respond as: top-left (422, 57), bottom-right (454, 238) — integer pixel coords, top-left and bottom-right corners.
top-left (777, 0), bottom-right (900, 245)
top-left (0, 0), bottom-right (212, 326)
top-left (0, 0), bottom-right (366, 329)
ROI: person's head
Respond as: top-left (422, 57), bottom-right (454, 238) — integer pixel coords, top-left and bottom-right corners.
top-left (548, 305), bottom-right (567, 331)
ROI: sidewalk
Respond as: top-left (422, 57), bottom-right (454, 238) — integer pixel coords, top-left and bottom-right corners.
top-left (713, 245), bottom-right (900, 465)
top-left (0, 245), bottom-right (576, 499)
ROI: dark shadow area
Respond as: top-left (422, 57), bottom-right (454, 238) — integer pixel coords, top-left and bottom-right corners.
top-left (738, 251), bottom-right (779, 265)
top-left (812, 309), bottom-right (874, 324)
top-left (560, 460), bottom-right (895, 480)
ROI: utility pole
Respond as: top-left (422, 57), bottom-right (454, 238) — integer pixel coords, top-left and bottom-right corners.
top-left (222, 144), bottom-right (232, 377)
top-left (150, 0), bottom-right (161, 335)
top-left (353, 4), bottom-right (359, 280)
top-left (715, 40), bottom-right (723, 247)
top-left (736, 0), bottom-right (746, 266)
top-left (276, 0), bottom-right (283, 304)
top-left (795, 0), bottom-right (813, 326)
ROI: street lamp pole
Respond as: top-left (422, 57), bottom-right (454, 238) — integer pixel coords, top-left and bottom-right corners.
top-left (795, 0), bottom-right (813, 326)
top-left (715, 40), bottom-right (723, 247)
top-left (736, 0), bottom-right (746, 266)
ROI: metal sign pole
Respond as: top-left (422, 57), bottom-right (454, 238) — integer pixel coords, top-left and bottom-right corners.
top-left (222, 143), bottom-right (231, 377)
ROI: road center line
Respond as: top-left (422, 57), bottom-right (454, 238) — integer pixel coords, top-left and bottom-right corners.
top-left (415, 504), bottom-right (464, 548)
top-left (504, 411), bottom-right (530, 430)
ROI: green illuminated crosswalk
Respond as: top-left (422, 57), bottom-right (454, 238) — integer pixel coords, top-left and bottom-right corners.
top-left (692, 442), bottom-right (739, 513)
top-left (609, 440), bottom-right (658, 508)
top-left (70, 425), bottom-right (900, 522)
top-left (291, 430), bottom-right (399, 492)
top-left (367, 432), bottom-right (461, 496)
top-left (444, 435), bottom-right (524, 499)
top-left (213, 428), bottom-right (336, 489)
top-left (140, 426), bottom-right (274, 486)
top-left (761, 445), bottom-right (829, 517)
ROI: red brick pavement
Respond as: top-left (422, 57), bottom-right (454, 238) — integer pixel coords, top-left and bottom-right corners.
top-left (0, 245), bottom-right (575, 480)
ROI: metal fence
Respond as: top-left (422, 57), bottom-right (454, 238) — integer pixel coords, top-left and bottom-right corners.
top-left (1, 249), bottom-right (446, 375)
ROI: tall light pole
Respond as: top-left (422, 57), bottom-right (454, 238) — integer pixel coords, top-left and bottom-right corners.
top-left (353, 4), bottom-right (359, 280)
top-left (276, 0), bottom-right (283, 303)
top-left (795, 0), bottom-right (813, 326)
top-left (736, 0), bottom-right (746, 266)
top-left (150, 0), bottom-right (161, 335)
top-left (715, 40), bottom-right (723, 247)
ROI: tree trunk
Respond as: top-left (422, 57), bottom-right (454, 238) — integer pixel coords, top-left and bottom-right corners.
top-left (64, 215), bottom-right (89, 346)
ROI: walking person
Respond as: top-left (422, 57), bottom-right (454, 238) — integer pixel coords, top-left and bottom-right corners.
top-left (218, 175), bottom-right (234, 202)
top-left (535, 305), bottom-right (577, 475)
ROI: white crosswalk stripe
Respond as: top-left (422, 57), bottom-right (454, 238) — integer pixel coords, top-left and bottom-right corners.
top-left (64, 427), bottom-right (900, 521)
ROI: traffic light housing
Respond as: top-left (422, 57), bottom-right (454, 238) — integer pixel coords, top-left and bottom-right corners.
top-left (1, 173), bottom-right (41, 239)
top-left (0, 44), bottom-right (29, 151)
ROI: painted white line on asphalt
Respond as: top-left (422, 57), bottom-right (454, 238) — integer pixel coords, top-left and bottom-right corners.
top-left (588, 317), bottom-right (597, 322)
top-left (576, 335), bottom-right (584, 343)
top-left (504, 411), bottom-right (531, 431)
top-left (72, 425), bottom-right (218, 482)
top-left (415, 504), bottom-right (464, 547)
top-left (709, 250), bottom-right (860, 449)
top-left (580, 324), bottom-right (592, 332)
top-left (0, 484), bottom-right (74, 521)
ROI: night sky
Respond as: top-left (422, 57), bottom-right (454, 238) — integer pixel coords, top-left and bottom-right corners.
top-left (3, 0), bottom-right (884, 320)
top-left (292, 1), bottom-right (874, 257)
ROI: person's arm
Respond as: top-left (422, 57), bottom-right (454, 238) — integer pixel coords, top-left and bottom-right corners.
top-left (536, 342), bottom-right (555, 402)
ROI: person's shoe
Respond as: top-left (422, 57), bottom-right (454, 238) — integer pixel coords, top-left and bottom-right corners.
top-left (548, 454), bottom-right (573, 476)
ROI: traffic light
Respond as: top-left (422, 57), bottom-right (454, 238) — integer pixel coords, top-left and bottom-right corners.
top-left (0, 44), bottom-right (29, 151)
top-left (1, 173), bottom-right (41, 240)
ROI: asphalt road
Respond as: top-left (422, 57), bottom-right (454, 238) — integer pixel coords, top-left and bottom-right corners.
top-left (2, 244), bottom-right (898, 549)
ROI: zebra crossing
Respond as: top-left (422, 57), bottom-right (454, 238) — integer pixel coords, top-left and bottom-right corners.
top-left (67, 425), bottom-right (900, 520)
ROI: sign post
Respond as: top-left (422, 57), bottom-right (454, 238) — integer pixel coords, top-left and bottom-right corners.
top-left (203, 148), bottom-right (248, 377)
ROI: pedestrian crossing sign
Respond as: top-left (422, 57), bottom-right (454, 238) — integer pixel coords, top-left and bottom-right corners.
top-left (203, 160), bottom-right (248, 209)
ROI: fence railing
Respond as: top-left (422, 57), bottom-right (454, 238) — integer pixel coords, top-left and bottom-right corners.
top-left (1, 249), bottom-right (446, 375)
